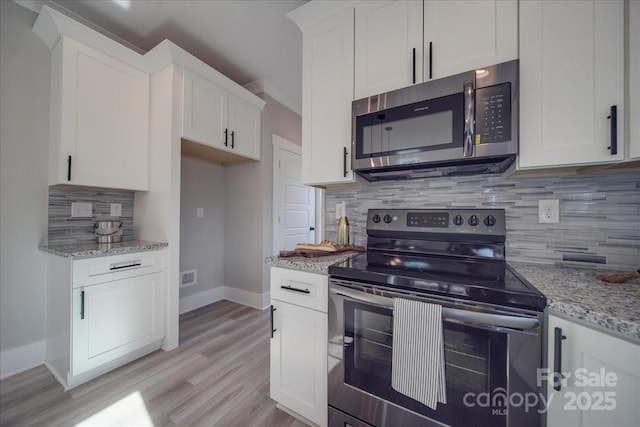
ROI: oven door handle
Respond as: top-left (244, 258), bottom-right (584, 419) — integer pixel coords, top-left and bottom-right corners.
top-left (331, 287), bottom-right (540, 331)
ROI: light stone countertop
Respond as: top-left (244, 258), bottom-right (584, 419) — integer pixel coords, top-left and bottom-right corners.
top-left (265, 254), bottom-right (640, 340)
top-left (265, 252), bottom-right (360, 274)
top-left (39, 239), bottom-right (168, 258)
top-left (509, 261), bottom-right (640, 340)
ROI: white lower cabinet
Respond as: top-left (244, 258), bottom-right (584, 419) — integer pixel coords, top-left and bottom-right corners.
top-left (72, 272), bottom-right (164, 376)
top-left (270, 267), bottom-right (328, 427)
top-left (546, 313), bottom-right (640, 427)
top-left (45, 250), bottom-right (166, 390)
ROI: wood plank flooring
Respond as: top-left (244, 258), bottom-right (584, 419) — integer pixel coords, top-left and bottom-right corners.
top-left (0, 301), bottom-right (307, 427)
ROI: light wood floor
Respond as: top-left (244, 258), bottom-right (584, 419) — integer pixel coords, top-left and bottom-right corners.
top-left (0, 300), bottom-right (307, 427)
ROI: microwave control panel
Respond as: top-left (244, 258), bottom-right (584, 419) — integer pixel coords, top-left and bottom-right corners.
top-left (475, 83), bottom-right (511, 144)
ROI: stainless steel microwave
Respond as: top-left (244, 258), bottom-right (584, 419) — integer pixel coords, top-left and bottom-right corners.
top-left (352, 60), bottom-right (518, 181)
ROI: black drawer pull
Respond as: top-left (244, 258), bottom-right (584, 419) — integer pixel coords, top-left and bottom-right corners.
top-left (67, 155), bottom-right (72, 181)
top-left (281, 285), bottom-right (310, 294)
top-left (109, 262), bottom-right (142, 271)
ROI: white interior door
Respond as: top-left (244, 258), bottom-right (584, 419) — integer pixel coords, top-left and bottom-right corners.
top-left (273, 135), bottom-right (316, 253)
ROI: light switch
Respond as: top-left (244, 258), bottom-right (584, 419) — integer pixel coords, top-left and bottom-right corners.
top-left (71, 202), bottom-right (92, 218)
top-left (110, 203), bottom-right (122, 217)
top-left (197, 207), bottom-right (204, 218)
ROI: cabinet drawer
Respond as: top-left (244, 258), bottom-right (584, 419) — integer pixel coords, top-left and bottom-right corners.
top-left (270, 267), bottom-right (328, 313)
top-left (73, 250), bottom-right (163, 288)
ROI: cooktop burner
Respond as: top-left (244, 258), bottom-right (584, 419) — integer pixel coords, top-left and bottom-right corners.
top-left (328, 208), bottom-right (546, 311)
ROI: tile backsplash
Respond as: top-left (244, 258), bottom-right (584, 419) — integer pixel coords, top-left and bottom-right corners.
top-left (48, 186), bottom-right (134, 245)
top-left (325, 171), bottom-right (640, 270)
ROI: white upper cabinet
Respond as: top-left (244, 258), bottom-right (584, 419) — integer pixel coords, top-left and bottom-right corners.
top-left (182, 68), bottom-right (261, 162)
top-left (49, 36), bottom-right (150, 191)
top-left (519, 0), bottom-right (625, 168)
top-left (354, 0), bottom-right (517, 99)
top-left (423, 0), bottom-right (517, 80)
top-left (630, 0), bottom-right (640, 160)
top-left (228, 94), bottom-right (261, 160)
top-left (300, 6), bottom-right (356, 186)
top-left (354, 1), bottom-right (423, 99)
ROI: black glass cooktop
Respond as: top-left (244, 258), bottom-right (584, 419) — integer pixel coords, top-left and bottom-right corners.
top-left (329, 252), bottom-right (546, 311)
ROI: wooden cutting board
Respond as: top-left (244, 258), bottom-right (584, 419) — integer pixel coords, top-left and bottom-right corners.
top-left (279, 245), bottom-right (365, 258)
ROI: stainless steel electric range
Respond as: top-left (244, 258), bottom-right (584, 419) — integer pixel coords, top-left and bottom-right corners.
top-left (327, 208), bottom-right (546, 427)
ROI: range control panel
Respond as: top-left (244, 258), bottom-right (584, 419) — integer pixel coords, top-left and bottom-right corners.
top-left (367, 208), bottom-right (506, 237)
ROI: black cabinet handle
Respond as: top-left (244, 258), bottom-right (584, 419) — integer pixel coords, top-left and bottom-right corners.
top-left (553, 327), bottom-right (567, 391)
top-left (67, 155), bottom-right (72, 181)
top-left (607, 105), bottom-right (617, 155)
top-left (309, 226), bottom-right (315, 231)
top-left (281, 285), bottom-right (311, 294)
top-left (428, 41), bottom-right (433, 79)
top-left (270, 305), bottom-right (276, 338)
top-left (80, 290), bottom-right (85, 320)
top-left (231, 131), bottom-right (235, 149)
top-left (224, 128), bottom-right (228, 147)
top-left (343, 147), bottom-right (348, 178)
top-left (412, 48), bottom-right (416, 84)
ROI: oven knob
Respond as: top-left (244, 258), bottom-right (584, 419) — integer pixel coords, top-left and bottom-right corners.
top-left (484, 215), bottom-right (496, 227)
top-left (383, 214), bottom-right (392, 223)
top-left (469, 215), bottom-right (479, 226)
top-left (372, 214), bottom-right (381, 223)
top-left (453, 215), bottom-right (464, 226)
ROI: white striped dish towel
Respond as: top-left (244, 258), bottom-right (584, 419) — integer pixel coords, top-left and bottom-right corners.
top-left (391, 297), bottom-right (447, 410)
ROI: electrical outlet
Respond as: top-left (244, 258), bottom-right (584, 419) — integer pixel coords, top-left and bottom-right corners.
top-left (110, 203), bottom-right (122, 217)
top-left (539, 199), bottom-right (560, 224)
top-left (71, 202), bottom-right (92, 218)
top-left (335, 201), bottom-right (346, 218)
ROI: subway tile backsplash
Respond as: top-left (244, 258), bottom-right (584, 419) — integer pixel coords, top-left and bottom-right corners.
top-left (48, 186), bottom-right (134, 245)
top-left (325, 171), bottom-right (640, 270)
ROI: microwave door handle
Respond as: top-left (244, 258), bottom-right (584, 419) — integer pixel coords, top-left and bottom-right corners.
top-left (463, 80), bottom-right (475, 157)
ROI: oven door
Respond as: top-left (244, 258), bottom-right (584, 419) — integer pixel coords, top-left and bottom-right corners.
top-left (328, 279), bottom-right (544, 427)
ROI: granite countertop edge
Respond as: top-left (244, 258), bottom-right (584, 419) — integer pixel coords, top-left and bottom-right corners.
top-left (39, 240), bottom-right (168, 258)
top-left (266, 255), bottom-right (640, 340)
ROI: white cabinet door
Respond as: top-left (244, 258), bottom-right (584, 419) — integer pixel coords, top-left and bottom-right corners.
top-left (354, 0), bottom-right (423, 99)
top-left (228, 94), bottom-right (261, 160)
top-left (182, 68), bottom-right (228, 149)
top-left (72, 272), bottom-right (164, 376)
top-left (270, 300), bottom-right (328, 427)
top-left (182, 69), bottom-right (261, 161)
top-left (53, 36), bottom-right (149, 191)
top-left (546, 314), bottom-right (640, 427)
top-left (301, 7), bottom-right (355, 186)
top-left (630, 0), bottom-right (640, 160)
top-left (423, 0), bottom-right (517, 80)
top-left (519, 1), bottom-right (624, 168)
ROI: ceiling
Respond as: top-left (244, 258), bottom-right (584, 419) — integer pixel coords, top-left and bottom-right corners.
top-left (17, 0), bottom-right (307, 114)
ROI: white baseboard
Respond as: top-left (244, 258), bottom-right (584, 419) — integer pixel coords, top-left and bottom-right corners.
top-left (224, 286), bottom-right (270, 310)
top-left (179, 287), bottom-right (224, 314)
top-left (0, 339), bottom-right (45, 380)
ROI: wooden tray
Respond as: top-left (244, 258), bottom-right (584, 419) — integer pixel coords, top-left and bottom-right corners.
top-left (279, 245), bottom-right (365, 258)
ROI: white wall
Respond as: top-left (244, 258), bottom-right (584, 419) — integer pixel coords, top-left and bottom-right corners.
top-left (179, 156), bottom-right (226, 313)
top-left (224, 93), bottom-right (301, 308)
top-left (0, 0), bottom-right (51, 378)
